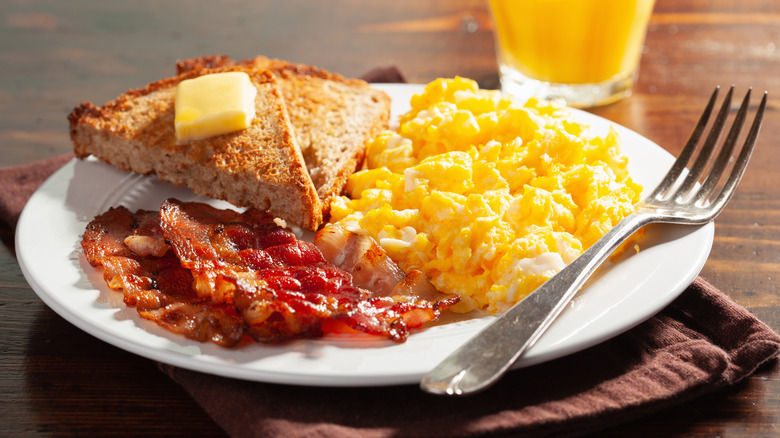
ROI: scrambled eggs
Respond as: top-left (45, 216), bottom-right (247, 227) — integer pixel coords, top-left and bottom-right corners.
top-left (330, 77), bottom-right (642, 313)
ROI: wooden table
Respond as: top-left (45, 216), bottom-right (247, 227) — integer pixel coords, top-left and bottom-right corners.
top-left (2, 0), bottom-right (779, 436)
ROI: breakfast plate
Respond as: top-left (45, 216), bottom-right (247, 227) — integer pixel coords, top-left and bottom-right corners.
top-left (16, 83), bottom-right (713, 387)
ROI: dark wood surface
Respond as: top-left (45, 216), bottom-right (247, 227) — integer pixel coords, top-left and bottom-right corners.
top-left (3, 0), bottom-right (780, 436)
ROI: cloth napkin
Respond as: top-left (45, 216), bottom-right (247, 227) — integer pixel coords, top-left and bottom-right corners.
top-left (4, 66), bottom-right (780, 438)
top-left (0, 153), bottom-right (73, 228)
top-left (158, 279), bottom-right (780, 438)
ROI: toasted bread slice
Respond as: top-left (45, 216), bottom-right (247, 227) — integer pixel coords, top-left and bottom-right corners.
top-left (69, 67), bottom-right (323, 230)
top-left (176, 55), bottom-right (391, 217)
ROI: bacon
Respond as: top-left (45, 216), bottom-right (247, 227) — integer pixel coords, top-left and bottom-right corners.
top-left (313, 223), bottom-right (405, 296)
top-left (83, 206), bottom-right (174, 307)
top-left (311, 223), bottom-right (460, 341)
top-left (158, 199), bottom-right (287, 304)
top-left (231, 269), bottom-right (455, 343)
top-left (81, 205), bottom-right (245, 347)
top-left (124, 235), bottom-right (170, 258)
top-left (232, 268), bottom-right (363, 342)
top-left (313, 223), bottom-right (458, 302)
top-left (81, 199), bottom-right (458, 346)
top-left (139, 302), bottom-right (245, 347)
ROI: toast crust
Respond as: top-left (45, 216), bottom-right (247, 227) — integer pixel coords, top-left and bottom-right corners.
top-left (69, 67), bottom-right (323, 230)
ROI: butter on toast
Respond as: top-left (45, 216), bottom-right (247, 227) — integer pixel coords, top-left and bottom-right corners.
top-left (68, 67), bottom-right (324, 230)
top-left (176, 55), bottom-right (391, 217)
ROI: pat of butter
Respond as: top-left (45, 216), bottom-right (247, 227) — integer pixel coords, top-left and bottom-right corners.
top-left (174, 72), bottom-right (257, 143)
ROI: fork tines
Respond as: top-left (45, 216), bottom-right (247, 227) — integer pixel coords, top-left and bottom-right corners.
top-left (650, 86), bottom-right (767, 213)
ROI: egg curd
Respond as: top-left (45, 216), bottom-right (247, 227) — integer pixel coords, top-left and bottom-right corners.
top-left (329, 77), bottom-right (642, 314)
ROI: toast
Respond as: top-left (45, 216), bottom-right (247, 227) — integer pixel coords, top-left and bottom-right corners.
top-left (69, 66), bottom-right (324, 230)
top-left (176, 55), bottom-right (392, 217)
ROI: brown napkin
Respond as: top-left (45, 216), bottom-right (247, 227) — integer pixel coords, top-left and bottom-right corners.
top-left (5, 66), bottom-right (780, 437)
top-left (0, 153), bottom-right (73, 229)
top-left (158, 278), bottom-right (780, 437)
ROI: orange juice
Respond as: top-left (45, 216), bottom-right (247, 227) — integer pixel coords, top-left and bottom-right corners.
top-left (489, 0), bottom-right (655, 106)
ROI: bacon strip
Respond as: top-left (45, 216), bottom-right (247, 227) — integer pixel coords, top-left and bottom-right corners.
top-left (313, 223), bottom-right (458, 303)
top-left (81, 206), bottom-right (245, 347)
top-left (81, 199), bottom-right (459, 345)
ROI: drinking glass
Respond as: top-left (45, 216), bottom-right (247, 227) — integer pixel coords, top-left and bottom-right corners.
top-left (488, 0), bottom-right (656, 108)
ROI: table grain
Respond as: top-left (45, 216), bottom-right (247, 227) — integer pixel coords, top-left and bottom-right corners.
top-left (2, 0), bottom-right (780, 436)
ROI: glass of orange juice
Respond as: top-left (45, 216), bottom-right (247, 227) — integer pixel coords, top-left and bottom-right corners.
top-left (488, 0), bottom-right (655, 108)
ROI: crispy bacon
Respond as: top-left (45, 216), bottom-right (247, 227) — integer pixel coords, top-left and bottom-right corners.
top-left (312, 223), bottom-right (460, 341)
top-left (158, 199), bottom-right (287, 304)
top-left (313, 223), bottom-right (405, 295)
top-left (313, 223), bottom-right (457, 302)
top-left (231, 267), bottom-right (363, 342)
top-left (139, 302), bottom-right (245, 346)
top-left (81, 205), bottom-right (245, 347)
top-left (81, 199), bottom-right (458, 345)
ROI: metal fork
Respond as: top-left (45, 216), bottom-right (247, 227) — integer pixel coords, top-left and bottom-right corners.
top-left (420, 86), bottom-right (767, 396)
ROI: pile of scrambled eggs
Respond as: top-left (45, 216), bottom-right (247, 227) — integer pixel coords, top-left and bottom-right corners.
top-left (330, 77), bottom-right (642, 313)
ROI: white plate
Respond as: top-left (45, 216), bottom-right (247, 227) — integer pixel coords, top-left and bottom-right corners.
top-left (16, 84), bottom-right (713, 387)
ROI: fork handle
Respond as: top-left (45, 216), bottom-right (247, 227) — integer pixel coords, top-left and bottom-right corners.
top-left (420, 212), bottom-right (652, 395)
